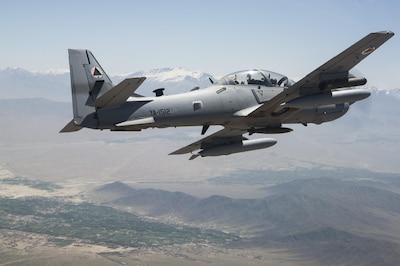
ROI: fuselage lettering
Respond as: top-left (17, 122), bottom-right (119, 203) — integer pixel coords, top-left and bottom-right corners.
top-left (150, 108), bottom-right (173, 116)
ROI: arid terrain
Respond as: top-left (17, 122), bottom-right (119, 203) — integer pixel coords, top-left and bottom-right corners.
top-left (1, 162), bottom-right (400, 265)
top-left (0, 167), bottom-right (317, 266)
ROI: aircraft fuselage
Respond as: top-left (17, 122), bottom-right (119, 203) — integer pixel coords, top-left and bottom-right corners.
top-left (93, 83), bottom-right (363, 133)
top-left (62, 30), bottom-right (394, 158)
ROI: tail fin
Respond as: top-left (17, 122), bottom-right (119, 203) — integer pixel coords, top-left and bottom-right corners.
top-left (67, 49), bottom-right (114, 129)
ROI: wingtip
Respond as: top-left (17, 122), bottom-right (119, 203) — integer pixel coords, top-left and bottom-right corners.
top-left (374, 30), bottom-right (394, 36)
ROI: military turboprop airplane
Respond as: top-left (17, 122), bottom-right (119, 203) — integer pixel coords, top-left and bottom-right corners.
top-left (61, 31), bottom-right (394, 159)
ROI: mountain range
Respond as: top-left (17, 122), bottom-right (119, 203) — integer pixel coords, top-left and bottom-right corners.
top-left (0, 67), bottom-right (215, 101)
top-left (0, 68), bottom-right (70, 101)
top-left (90, 171), bottom-right (400, 265)
top-left (93, 172), bottom-right (400, 242)
top-left (1, 66), bottom-right (398, 100)
top-left (122, 67), bottom-right (215, 95)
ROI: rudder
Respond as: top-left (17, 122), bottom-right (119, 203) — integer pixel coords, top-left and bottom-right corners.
top-left (68, 49), bottom-right (114, 128)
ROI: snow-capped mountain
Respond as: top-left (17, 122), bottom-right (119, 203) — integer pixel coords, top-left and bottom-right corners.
top-left (121, 67), bottom-right (215, 96)
top-left (0, 67), bottom-right (216, 101)
top-left (128, 67), bottom-right (212, 83)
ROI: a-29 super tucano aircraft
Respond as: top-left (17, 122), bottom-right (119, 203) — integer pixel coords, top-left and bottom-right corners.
top-left (61, 31), bottom-right (394, 160)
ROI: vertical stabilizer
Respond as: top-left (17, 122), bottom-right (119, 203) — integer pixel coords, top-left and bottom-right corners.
top-left (68, 49), bottom-right (113, 127)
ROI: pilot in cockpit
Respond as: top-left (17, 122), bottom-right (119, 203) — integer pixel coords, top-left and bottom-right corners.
top-left (233, 74), bottom-right (239, 84)
top-left (246, 73), bottom-right (251, 84)
top-left (247, 72), bottom-right (267, 85)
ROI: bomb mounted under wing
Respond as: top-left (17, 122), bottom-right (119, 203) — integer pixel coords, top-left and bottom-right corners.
top-left (61, 31), bottom-right (394, 159)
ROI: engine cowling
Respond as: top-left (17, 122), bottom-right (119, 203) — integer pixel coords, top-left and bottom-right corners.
top-left (319, 77), bottom-right (367, 90)
top-left (284, 89), bottom-right (370, 109)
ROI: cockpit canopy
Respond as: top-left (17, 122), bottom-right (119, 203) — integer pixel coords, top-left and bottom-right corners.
top-left (216, 69), bottom-right (295, 87)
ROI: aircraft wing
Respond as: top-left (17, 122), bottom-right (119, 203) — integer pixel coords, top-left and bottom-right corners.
top-left (169, 128), bottom-right (246, 158)
top-left (249, 30), bottom-right (394, 118)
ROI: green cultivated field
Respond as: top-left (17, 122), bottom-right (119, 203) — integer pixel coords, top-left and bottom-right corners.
top-left (0, 197), bottom-right (238, 248)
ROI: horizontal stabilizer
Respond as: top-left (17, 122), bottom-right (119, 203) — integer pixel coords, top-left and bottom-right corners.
top-left (60, 119), bottom-right (83, 133)
top-left (116, 116), bottom-right (155, 127)
top-left (90, 77), bottom-right (146, 108)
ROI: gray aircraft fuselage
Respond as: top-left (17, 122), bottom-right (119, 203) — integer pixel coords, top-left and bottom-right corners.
top-left (62, 31), bottom-right (394, 158)
top-left (98, 84), bottom-right (282, 129)
top-left (93, 79), bottom-right (349, 131)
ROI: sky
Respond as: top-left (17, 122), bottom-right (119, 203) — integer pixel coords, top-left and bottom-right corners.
top-left (1, 0), bottom-right (399, 89)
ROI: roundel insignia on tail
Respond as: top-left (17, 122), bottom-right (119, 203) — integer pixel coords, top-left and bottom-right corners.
top-left (361, 46), bottom-right (376, 55)
top-left (91, 67), bottom-right (103, 78)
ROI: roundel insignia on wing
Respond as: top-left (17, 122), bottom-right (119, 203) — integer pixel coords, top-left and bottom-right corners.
top-left (361, 46), bottom-right (376, 55)
top-left (91, 67), bottom-right (103, 78)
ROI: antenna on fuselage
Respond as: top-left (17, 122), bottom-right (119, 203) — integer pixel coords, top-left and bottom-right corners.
top-left (153, 88), bottom-right (165, 97)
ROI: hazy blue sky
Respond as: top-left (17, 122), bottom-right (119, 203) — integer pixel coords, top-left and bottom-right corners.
top-left (1, 0), bottom-right (399, 88)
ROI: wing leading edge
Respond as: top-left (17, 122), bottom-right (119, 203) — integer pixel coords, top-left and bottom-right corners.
top-left (249, 30), bottom-right (394, 118)
top-left (169, 128), bottom-right (246, 155)
top-left (170, 128), bottom-right (277, 160)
